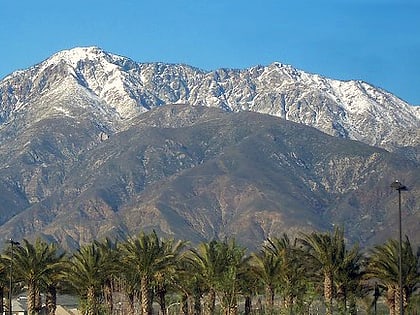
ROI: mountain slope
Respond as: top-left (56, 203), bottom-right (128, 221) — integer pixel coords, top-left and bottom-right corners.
top-left (0, 105), bottom-right (417, 250)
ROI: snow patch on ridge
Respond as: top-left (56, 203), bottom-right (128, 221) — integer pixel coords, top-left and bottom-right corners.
top-left (1, 46), bottom-right (419, 157)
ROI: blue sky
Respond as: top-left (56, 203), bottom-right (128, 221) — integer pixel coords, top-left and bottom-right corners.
top-left (1, 0), bottom-right (419, 105)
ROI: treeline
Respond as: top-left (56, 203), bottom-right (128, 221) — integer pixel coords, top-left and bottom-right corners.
top-left (1, 227), bottom-right (419, 315)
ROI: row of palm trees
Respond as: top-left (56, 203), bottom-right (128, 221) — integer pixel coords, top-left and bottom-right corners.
top-left (0, 227), bottom-right (419, 315)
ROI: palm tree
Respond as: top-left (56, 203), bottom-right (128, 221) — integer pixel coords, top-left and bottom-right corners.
top-left (65, 242), bottom-right (111, 315)
top-left (334, 244), bottom-right (364, 315)
top-left (366, 237), bottom-right (420, 315)
top-left (250, 242), bottom-right (282, 313)
top-left (0, 256), bottom-right (9, 315)
top-left (189, 239), bottom-right (248, 315)
top-left (8, 238), bottom-right (64, 315)
top-left (264, 234), bottom-right (309, 314)
top-left (299, 226), bottom-right (354, 315)
top-left (119, 230), bottom-right (185, 315)
top-left (37, 242), bottom-right (66, 315)
top-left (154, 237), bottom-right (187, 315)
top-left (236, 256), bottom-right (258, 315)
top-left (177, 253), bottom-right (207, 315)
top-left (94, 238), bottom-right (120, 315)
top-left (188, 240), bottom-right (226, 315)
top-left (118, 266), bottom-right (140, 315)
top-left (214, 239), bottom-right (248, 315)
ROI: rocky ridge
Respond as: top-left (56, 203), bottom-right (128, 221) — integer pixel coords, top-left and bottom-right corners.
top-left (1, 47), bottom-right (419, 159)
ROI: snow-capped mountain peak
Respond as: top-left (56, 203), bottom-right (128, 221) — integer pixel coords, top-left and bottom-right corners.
top-left (32, 47), bottom-right (140, 119)
top-left (0, 47), bottom-right (418, 160)
top-left (47, 46), bottom-right (106, 66)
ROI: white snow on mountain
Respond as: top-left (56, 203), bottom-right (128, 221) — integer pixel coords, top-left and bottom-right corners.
top-left (0, 46), bottom-right (418, 159)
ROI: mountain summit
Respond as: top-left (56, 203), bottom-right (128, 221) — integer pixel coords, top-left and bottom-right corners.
top-left (0, 47), bottom-right (418, 249)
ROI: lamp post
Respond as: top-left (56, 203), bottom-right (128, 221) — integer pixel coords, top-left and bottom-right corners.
top-left (8, 239), bottom-right (20, 315)
top-left (390, 180), bottom-right (407, 315)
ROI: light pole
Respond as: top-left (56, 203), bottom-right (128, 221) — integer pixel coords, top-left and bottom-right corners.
top-left (390, 180), bottom-right (407, 315)
top-left (8, 239), bottom-right (20, 315)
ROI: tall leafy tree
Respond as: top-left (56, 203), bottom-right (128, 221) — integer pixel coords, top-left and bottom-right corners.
top-left (265, 234), bottom-right (309, 314)
top-left (214, 239), bottom-right (248, 315)
top-left (118, 266), bottom-right (140, 315)
top-left (334, 244), bottom-right (364, 315)
top-left (189, 239), bottom-right (248, 315)
top-left (366, 237), bottom-right (420, 315)
top-left (37, 242), bottom-right (66, 315)
top-left (119, 230), bottom-right (185, 315)
top-left (177, 252), bottom-right (207, 315)
top-left (0, 255), bottom-right (9, 315)
top-left (250, 241), bottom-right (282, 312)
top-left (65, 242), bottom-right (111, 315)
top-left (299, 226), bottom-right (354, 315)
top-left (236, 261), bottom-right (257, 315)
top-left (9, 238), bottom-right (64, 315)
top-left (94, 238), bottom-right (120, 315)
top-left (188, 240), bottom-right (227, 315)
top-left (154, 237), bottom-right (187, 315)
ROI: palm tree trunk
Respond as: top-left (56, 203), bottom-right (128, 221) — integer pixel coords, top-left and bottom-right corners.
top-left (385, 287), bottom-right (396, 315)
top-left (255, 298), bottom-right (263, 315)
top-left (127, 291), bottom-right (136, 315)
top-left (86, 285), bottom-right (97, 315)
top-left (157, 284), bottom-right (167, 315)
top-left (227, 304), bottom-right (238, 315)
top-left (222, 294), bottom-right (237, 315)
top-left (46, 285), bottom-right (57, 315)
top-left (35, 286), bottom-right (42, 314)
top-left (27, 280), bottom-right (36, 315)
top-left (244, 296), bottom-right (251, 315)
top-left (181, 294), bottom-right (189, 315)
top-left (203, 289), bottom-right (215, 315)
top-left (103, 279), bottom-right (114, 315)
top-left (284, 294), bottom-right (294, 314)
top-left (402, 287), bottom-right (408, 312)
top-left (0, 286), bottom-right (4, 315)
top-left (193, 289), bottom-right (201, 315)
top-left (395, 287), bottom-right (402, 315)
top-left (140, 275), bottom-right (153, 315)
top-left (265, 285), bottom-right (275, 314)
top-left (340, 287), bottom-right (347, 315)
top-left (348, 296), bottom-right (357, 315)
top-left (324, 272), bottom-right (334, 315)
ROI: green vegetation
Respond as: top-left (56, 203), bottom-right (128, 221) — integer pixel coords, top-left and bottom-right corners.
top-left (1, 227), bottom-right (419, 315)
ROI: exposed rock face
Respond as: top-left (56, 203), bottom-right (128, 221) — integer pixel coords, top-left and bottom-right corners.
top-left (0, 48), bottom-right (418, 250)
top-left (0, 104), bottom-right (417, 250)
